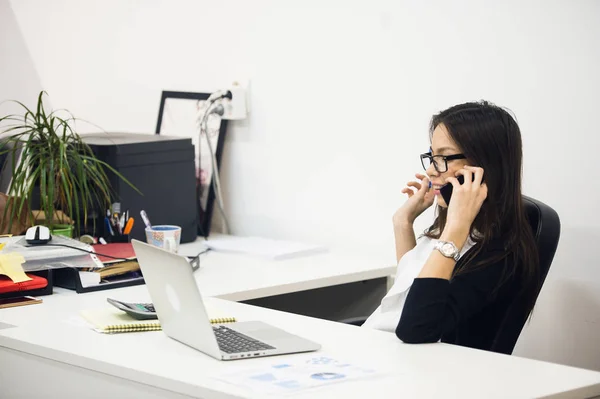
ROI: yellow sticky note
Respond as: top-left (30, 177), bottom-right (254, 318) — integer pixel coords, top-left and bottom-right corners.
top-left (0, 253), bottom-right (31, 283)
top-left (0, 243), bottom-right (5, 251)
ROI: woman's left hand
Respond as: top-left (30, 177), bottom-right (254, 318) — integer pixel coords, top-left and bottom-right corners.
top-left (443, 166), bottom-right (488, 243)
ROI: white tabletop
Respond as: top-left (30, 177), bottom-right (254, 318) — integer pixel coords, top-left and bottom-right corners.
top-left (2, 238), bottom-right (600, 398)
top-left (1, 291), bottom-right (600, 399)
top-left (49, 236), bottom-right (396, 302)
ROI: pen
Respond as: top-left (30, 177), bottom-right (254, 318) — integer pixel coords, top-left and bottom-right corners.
top-left (140, 210), bottom-right (152, 229)
top-left (112, 214), bottom-right (121, 234)
top-left (123, 217), bottom-right (135, 235)
top-left (104, 217), bottom-right (114, 236)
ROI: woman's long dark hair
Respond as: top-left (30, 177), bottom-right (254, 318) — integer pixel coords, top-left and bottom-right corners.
top-left (424, 101), bottom-right (540, 314)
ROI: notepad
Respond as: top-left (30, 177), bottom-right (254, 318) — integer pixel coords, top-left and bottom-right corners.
top-left (0, 252), bottom-right (30, 283)
top-left (81, 307), bottom-right (236, 334)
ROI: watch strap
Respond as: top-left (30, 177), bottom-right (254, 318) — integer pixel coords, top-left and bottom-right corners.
top-left (434, 240), bottom-right (460, 261)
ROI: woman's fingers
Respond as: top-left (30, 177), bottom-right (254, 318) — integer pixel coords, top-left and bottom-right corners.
top-left (418, 176), bottom-right (430, 194)
top-left (454, 168), bottom-right (474, 189)
top-left (463, 165), bottom-right (484, 186)
top-left (479, 182), bottom-right (489, 201)
top-left (445, 176), bottom-right (460, 191)
top-left (446, 168), bottom-right (487, 206)
top-left (402, 174), bottom-right (431, 200)
top-left (401, 187), bottom-right (415, 198)
top-left (406, 181), bottom-right (422, 191)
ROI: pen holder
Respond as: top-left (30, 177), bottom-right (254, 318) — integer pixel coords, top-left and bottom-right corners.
top-left (104, 234), bottom-right (130, 244)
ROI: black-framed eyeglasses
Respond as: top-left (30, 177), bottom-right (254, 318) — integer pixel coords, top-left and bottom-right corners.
top-left (420, 152), bottom-right (466, 173)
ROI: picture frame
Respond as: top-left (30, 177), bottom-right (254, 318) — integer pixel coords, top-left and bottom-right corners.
top-left (155, 91), bottom-right (228, 237)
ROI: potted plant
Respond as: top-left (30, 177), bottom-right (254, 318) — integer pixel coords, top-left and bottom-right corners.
top-left (0, 91), bottom-right (138, 237)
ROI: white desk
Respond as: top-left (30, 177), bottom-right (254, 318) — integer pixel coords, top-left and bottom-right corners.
top-left (47, 238), bottom-right (395, 322)
top-left (1, 293), bottom-right (600, 399)
top-left (1, 240), bottom-right (600, 398)
top-left (49, 237), bottom-right (395, 303)
top-left (176, 237), bottom-right (395, 302)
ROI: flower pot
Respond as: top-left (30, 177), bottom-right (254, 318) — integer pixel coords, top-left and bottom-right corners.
top-left (51, 224), bottom-right (73, 238)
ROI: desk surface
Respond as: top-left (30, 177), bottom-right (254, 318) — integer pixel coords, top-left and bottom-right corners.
top-left (1, 238), bottom-right (600, 398)
top-left (1, 293), bottom-right (600, 399)
top-left (52, 236), bottom-right (396, 302)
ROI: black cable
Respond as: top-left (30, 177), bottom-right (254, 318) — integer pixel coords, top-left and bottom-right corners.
top-left (44, 243), bottom-right (131, 261)
top-left (186, 247), bottom-right (210, 259)
top-left (42, 242), bottom-right (210, 262)
top-left (185, 247), bottom-right (210, 272)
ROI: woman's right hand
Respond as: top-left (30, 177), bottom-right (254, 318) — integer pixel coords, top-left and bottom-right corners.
top-left (392, 173), bottom-right (435, 226)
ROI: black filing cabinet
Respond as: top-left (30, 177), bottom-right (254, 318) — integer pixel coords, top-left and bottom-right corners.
top-left (81, 133), bottom-right (197, 243)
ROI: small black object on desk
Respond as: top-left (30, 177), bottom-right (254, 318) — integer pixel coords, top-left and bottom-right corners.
top-left (53, 267), bottom-right (145, 294)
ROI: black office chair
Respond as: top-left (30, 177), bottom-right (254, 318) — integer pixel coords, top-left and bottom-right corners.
top-left (489, 196), bottom-right (560, 354)
top-left (341, 196), bottom-right (561, 354)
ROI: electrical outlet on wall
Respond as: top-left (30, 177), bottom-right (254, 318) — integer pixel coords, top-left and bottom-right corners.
top-left (221, 80), bottom-right (249, 120)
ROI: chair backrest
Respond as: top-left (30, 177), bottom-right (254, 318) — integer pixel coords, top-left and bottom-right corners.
top-left (491, 196), bottom-right (561, 354)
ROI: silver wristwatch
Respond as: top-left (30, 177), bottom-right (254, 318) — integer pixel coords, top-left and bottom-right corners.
top-left (433, 240), bottom-right (460, 261)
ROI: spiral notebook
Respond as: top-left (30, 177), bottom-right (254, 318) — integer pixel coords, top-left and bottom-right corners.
top-left (81, 306), bottom-right (236, 334)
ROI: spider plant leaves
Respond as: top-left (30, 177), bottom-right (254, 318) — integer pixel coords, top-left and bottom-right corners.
top-left (0, 91), bottom-right (141, 236)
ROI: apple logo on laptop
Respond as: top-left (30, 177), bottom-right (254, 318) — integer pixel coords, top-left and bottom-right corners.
top-left (165, 284), bottom-right (181, 312)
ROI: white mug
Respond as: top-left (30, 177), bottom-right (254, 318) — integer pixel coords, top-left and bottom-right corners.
top-left (145, 225), bottom-right (182, 253)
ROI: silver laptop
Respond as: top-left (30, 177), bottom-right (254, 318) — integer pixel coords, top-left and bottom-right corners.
top-left (132, 239), bottom-right (321, 360)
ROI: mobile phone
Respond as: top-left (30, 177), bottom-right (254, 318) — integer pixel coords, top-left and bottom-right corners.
top-left (439, 174), bottom-right (479, 205)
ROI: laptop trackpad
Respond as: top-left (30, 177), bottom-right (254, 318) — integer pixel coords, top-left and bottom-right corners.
top-left (249, 328), bottom-right (290, 341)
top-left (236, 322), bottom-right (294, 341)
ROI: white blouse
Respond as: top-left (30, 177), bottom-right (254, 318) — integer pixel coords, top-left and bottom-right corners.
top-left (362, 235), bottom-right (476, 333)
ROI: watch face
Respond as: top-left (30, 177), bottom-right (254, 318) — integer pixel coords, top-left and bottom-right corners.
top-left (441, 242), bottom-right (455, 256)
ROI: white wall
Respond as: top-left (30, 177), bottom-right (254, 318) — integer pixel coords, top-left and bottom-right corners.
top-left (7, 0), bottom-right (600, 370)
top-left (0, 0), bottom-right (44, 119)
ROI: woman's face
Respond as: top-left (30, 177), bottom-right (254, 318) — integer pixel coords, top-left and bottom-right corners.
top-left (427, 124), bottom-right (468, 208)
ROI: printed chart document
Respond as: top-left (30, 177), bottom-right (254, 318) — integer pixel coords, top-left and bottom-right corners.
top-left (212, 355), bottom-right (384, 396)
top-left (204, 236), bottom-right (327, 260)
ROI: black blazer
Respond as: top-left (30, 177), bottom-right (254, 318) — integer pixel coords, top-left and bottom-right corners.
top-left (395, 238), bottom-right (526, 353)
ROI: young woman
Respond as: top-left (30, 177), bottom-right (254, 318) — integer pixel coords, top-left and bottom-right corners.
top-left (362, 101), bottom-right (540, 353)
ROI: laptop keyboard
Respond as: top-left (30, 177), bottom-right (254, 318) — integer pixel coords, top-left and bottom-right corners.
top-left (213, 325), bottom-right (276, 354)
